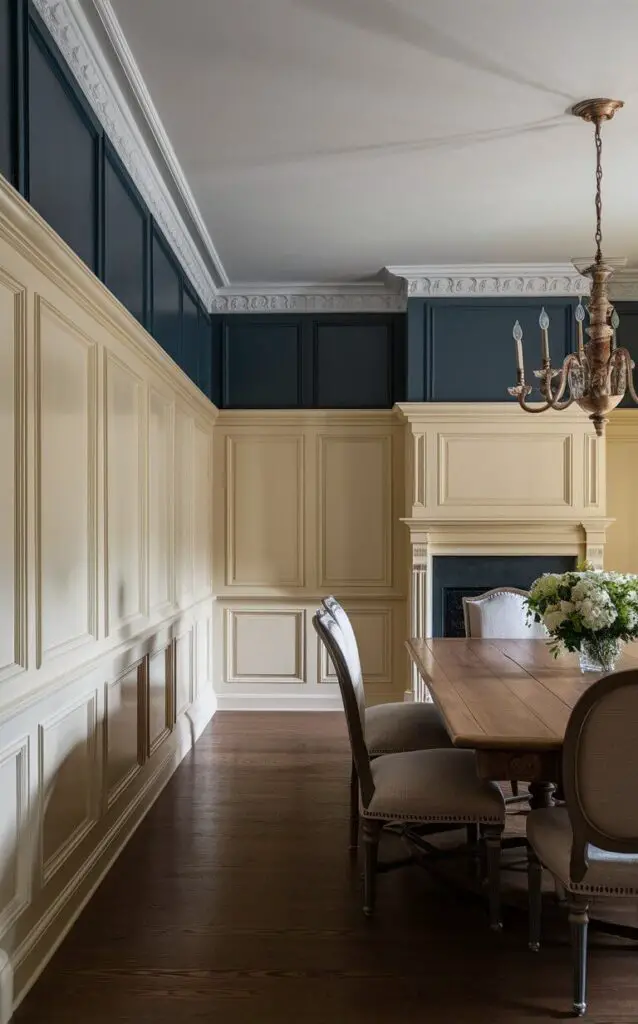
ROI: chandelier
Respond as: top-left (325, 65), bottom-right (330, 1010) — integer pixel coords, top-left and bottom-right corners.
top-left (508, 98), bottom-right (637, 437)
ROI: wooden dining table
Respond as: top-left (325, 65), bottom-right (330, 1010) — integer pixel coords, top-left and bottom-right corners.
top-left (406, 637), bottom-right (638, 809)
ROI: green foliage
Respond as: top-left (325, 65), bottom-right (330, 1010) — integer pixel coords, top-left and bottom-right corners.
top-left (527, 570), bottom-right (638, 657)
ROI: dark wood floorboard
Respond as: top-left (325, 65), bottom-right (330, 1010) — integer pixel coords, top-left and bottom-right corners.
top-left (14, 713), bottom-right (638, 1023)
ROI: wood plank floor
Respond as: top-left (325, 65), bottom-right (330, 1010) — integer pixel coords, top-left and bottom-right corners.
top-left (14, 713), bottom-right (638, 1023)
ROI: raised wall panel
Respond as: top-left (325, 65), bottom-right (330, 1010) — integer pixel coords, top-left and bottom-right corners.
top-left (438, 433), bottom-right (573, 508)
top-left (227, 435), bottom-right (304, 587)
top-left (175, 409), bottom-right (194, 603)
top-left (226, 609), bottom-right (305, 684)
top-left (319, 608), bottom-right (391, 685)
top-left (0, 272), bottom-right (26, 681)
top-left (222, 321), bottom-right (303, 408)
top-left (35, 299), bottom-right (97, 664)
top-left (0, 739), bottom-right (29, 936)
top-left (193, 424), bottom-right (213, 599)
top-left (181, 288), bottom-right (199, 385)
top-left (0, 0), bottom-right (12, 183)
top-left (196, 616), bottom-right (213, 696)
top-left (105, 663), bottom-right (142, 807)
top-left (607, 433), bottom-right (638, 573)
top-left (175, 630), bottom-right (194, 717)
top-left (314, 323), bottom-right (393, 408)
top-left (28, 23), bottom-right (98, 272)
top-left (40, 693), bottom-right (99, 884)
top-left (104, 147), bottom-right (147, 327)
top-left (147, 648), bottom-right (171, 757)
top-left (105, 353), bottom-right (146, 632)
top-left (148, 389), bottom-right (173, 613)
top-left (319, 435), bottom-right (392, 587)
top-left (151, 231), bottom-right (181, 364)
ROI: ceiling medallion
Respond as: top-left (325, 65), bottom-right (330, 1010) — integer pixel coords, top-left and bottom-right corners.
top-left (508, 98), bottom-right (637, 437)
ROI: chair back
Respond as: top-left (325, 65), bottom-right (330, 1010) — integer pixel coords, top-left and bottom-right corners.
top-left (562, 667), bottom-right (638, 882)
top-left (463, 587), bottom-right (547, 639)
top-left (312, 608), bottom-right (374, 807)
top-left (322, 596), bottom-right (361, 677)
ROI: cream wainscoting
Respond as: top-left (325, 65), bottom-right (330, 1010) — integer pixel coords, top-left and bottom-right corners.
top-left (0, 178), bottom-right (216, 1017)
top-left (606, 410), bottom-right (638, 573)
top-left (213, 411), bottom-right (408, 709)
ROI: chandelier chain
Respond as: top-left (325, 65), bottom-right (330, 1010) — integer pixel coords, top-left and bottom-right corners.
top-left (594, 117), bottom-right (603, 264)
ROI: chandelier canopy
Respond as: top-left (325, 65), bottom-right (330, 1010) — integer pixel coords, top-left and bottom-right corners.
top-left (508, 98), bottom-right (637, 437)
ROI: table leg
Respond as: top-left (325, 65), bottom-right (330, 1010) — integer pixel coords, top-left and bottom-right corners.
top-left (528, 781), bottom-right (555, 810)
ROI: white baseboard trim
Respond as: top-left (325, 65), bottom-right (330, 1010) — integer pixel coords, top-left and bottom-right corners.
top-left (11, 690), bottom-right (216, 1015)
top-left (0, 951), bottom-right (12, 1024)
top-left (216, 693), bottom-right (343, 712)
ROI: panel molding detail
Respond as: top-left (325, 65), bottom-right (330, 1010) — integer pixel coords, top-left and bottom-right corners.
top-left (318, 608), bottom-right (392, 685)
top-left (0, 739), bottom-right (30, 937)
top-left (226, 434), bottom-right (305, 588)
top-left (39, 691), bottom-right (99, 886)
top-left (225, 609), bottom-right (306, 685)
top-left (34, 297), bottom-right (98, 666)
top-left (318, 434), bottom-right (392, 588)
top-left (0, 269), bottom-right (27, 682)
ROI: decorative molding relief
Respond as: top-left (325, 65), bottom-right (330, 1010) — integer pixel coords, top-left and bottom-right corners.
top-left (30, 0), bottom-right (222, 307)
top-left (385, 264), bottom-right (591, 298)
top-left (211, 283), bottom-right (406, 314)
top-left (609, 271), bottom-right (638, 300)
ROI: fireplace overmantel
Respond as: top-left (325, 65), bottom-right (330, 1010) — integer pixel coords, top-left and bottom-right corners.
top-left (394, 403), bottom-right (614, 694)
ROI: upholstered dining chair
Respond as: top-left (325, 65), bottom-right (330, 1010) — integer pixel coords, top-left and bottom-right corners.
top-left (313, 607), bottom-right (506, 926)
top-left (322, 596), bottom-right (452, 847)
top-left (463, 587), bottom-right (546, 800)
top-left (526, 668), bottom-right (638, 1017)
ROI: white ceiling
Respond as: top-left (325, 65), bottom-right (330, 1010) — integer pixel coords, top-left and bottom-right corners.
top-left (106, 0), bottom-right (638, 284)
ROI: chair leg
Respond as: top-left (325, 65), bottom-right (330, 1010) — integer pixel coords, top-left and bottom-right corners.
top-left (567, 895), bottom-right (589, 1017)
top-left (362, 818), bottom-right (382, 916)
top-left (483, 824), bottom-right (503, 930)
top-left (349, 759), bottom-right (359, 850)
top-left (527, 846), bottom-right (543, 951)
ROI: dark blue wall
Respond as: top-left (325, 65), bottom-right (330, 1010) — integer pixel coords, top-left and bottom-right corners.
top-left (1, 0), bottom-right (214, 401)
top-left (432, 555), bottom-right (576, 638)
top-left (212, 313), bottom-right (404, 410)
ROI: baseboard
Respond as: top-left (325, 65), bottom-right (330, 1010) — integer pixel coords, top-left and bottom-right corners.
top-left (216, 693), bottom-right (343, 711)
top-left (10, 690), bottom-right (216, 1015)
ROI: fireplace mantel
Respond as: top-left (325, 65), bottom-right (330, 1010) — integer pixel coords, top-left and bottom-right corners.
top-left (394, 403), bottom-right (614, 696)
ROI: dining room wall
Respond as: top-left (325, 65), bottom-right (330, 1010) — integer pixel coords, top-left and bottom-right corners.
top-left (0, 174), bottom-right (216, 1013)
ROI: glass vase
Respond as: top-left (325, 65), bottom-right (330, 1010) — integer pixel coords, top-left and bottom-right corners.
top-left (578, 637), bottom-right (622, 674)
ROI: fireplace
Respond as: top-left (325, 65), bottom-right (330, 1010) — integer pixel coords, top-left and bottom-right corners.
top-left (431, 555), bottom-right (576, 637)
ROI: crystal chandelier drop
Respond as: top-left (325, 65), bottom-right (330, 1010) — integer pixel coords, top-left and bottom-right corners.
top-left (508, 98), bottom-right (637, 437)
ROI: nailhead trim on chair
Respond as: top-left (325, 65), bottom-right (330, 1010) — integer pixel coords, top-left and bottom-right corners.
top-left (565, 881), bottom-right (638, 896)
top-left (362, 810), bottom-right (504, 824)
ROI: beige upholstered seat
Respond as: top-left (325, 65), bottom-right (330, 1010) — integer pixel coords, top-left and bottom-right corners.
top-left (367, 748), bottom-right (504, 824)
top-left (322, 596), bottom-right (452, 847)
top-left (365, 701), bottom-right (451, 756)
top-left (463, 587), bottom-right (547, 640)
top-left (313, 607), bottom-right (506, 927)
top-left (527, 807), bottom-right (638, 896)
top-left (526, 668), bottom-right (638, 1016)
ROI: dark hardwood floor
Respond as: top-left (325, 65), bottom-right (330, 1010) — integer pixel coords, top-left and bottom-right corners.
top-left (15, 713), bottom-right (638, 1023)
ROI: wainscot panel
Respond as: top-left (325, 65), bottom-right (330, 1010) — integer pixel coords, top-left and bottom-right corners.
top-left (606, 411), bottom-right (638, 573)
top-left (213, 410), bottom-right (408, 709)
top-left (104, 144), bottom-right (147, 328)
top-left (0, 176), bottom-right (217, 1015)
top-left (406, 297), bottom-right (577, 403)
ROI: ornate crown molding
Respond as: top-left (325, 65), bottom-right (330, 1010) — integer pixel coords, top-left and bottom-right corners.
top-left (31, 0), bottom-right (222, 308)
top-left (210, 283), bottom-right (406, 314)
top-left (609, 272), bottom-right (638, 301)
top-left (385, 264), bottom-right (591, 298)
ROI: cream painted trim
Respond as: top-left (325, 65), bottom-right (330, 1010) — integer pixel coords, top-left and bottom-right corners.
top-left (395, 402), bottom-right (598, 424)
top-left (0, 950), bottom-right (12, 1024)
top-left (0, 179), bottom-right (218, 421)
top-left (30, 0), bottom-right (223, 303)
top-left (216, 693), bottom-right (342, 711)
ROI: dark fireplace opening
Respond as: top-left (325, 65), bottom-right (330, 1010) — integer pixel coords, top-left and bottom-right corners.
top-left (432, 555), bottom-right (576, 638)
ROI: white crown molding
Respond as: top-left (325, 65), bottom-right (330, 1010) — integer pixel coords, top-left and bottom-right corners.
top-left (31, 0), bottom-right (221, 308)
top-left (385, 263), bottom-right (591, 298)
top-left (210, 282), bottom-right (406, 314)
top-left (91, 0), bottom-right (229, 288)
top-left (609, 271), bottom-right (638, 301)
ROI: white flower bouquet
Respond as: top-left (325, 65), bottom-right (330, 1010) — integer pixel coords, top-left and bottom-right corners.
top-left (527, 568), bottom-right (638, 672)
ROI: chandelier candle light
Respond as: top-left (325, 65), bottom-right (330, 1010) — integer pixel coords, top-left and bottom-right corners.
top-left (508, 98), bottom-right (638, 437)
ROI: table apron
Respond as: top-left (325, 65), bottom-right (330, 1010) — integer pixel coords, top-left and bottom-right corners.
top-left (474, 748), bottom-right (561, 785)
